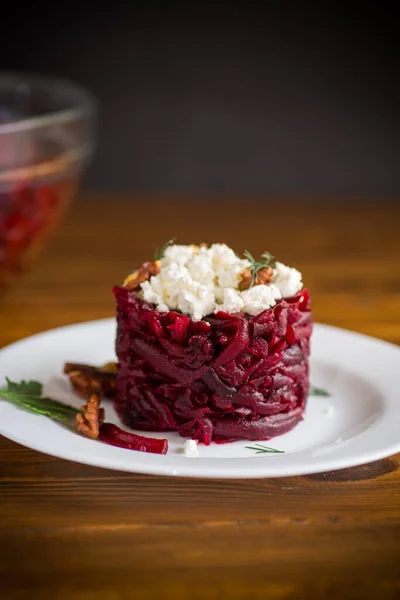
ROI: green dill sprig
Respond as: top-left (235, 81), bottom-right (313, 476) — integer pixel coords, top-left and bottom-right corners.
top-left (0, 378), bottom-right (79, 421)
top-left (243, 250), bottom-right (276, 288)
top-left (309, 385), bottom-right (331, 397)
top-left (245, 443), bottom-right (284, 454)
top-left (153, 238), bottom-right (176, 261)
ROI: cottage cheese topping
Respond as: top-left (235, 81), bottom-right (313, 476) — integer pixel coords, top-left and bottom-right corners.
top-left (139, 243), bottom-right (303, 320)
top-left (240, 284), bottom-right (282, 316)
top-left (274, 261), bottom-right (303, 299)
top-left (183, 439), bottom-right (198, 457)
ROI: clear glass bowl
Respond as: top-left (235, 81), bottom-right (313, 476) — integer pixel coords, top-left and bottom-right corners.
top-left (0, 73), bottom-right (96, 292)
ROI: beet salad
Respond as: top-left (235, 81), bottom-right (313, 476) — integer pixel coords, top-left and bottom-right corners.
top-left (113, 242), bottom-right (313, 444)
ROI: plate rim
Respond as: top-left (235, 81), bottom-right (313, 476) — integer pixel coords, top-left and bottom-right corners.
top-left (0, 318), bottom-right (399, 479)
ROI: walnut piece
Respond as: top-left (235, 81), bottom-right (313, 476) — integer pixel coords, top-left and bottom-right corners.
top-left (123, 260), bottom-right (161, 291)
top-left (64, 362), bottom-right (117, 400)
top-left (98, 362), bottom-right (117, 373)
top-left (239, 266), bottom-right (275, 291)
top-left (76, 394), bottom-right (105, 440)
top-left (192, 242), bottom-right (208, 255)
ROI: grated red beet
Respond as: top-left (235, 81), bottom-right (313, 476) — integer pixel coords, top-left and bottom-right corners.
top-left (113, 286), bottom-right (313, 444)
top-left (99, 423), bottom-right (168, 454)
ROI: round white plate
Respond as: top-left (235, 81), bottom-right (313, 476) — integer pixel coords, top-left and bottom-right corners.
top-left (0, 319), bottom-right (399, 478)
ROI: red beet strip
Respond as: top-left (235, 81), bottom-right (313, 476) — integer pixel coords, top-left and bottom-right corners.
top-left (99, 423), bottom-right (168, 454)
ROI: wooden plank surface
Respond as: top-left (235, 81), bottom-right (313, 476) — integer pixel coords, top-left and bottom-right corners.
top-left (0, 198), bottom-right (399, 600)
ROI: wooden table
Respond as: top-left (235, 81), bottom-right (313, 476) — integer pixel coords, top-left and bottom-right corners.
top-left (0, 198), bottom-right (399, 600)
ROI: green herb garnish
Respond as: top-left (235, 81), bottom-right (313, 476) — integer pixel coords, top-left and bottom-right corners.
top-left (0, 378), bottom-right (79, 421)
top-left (309, 385), bottom-right (331, 397)
top-left (245, 443), bottom-right (284, 454)
top-left (243, 250), bottom-right (275, 288)
top-left (153, 238), bottom-right (176, 261)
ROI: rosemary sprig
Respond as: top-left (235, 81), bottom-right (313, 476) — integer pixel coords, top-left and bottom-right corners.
top-left (245, 443), bottom-right (284, 454)
top-left (243, 250), bottom-right (275, 288)
top-left (153, 238), bottom-right (176, 261)
top-left (309, 385), bottom-right (331, 397)
top-left (0, 378), bottom-right (79, 421)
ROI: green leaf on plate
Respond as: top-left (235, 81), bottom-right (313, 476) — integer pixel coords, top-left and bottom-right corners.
top-left (0, 377), bottom-right (79, 421)
top-left (245, 443), bottom-right (284, 454)
top-left (309, 385), bottom-right (331, 397)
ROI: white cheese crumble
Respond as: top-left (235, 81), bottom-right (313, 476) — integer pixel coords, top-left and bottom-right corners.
top-left (139, 243), bottom-right (303, 320)
top-left (183, 439), bottom-right (198, 457)
top-left (274, 261), bottom-right (303, 299)
top-left (240, 284), bottom-right (282, 316)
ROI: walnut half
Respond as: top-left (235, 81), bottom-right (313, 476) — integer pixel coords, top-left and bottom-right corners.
top-left (76, 394), bottom-right (105, 440)
top-left (239, 266), bottom-right (275, 291)
top-left (64, 362), bottom-right (117, 400)
top-left (123, 260), bottom-right (161, 291)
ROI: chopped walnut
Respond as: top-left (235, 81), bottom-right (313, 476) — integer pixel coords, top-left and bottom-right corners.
top-left (76, 394), bottom-right (105, 439)
top-left (239, 266), bottom-right (275, 291)
top-left (64, 362), bottom-right (117, 400)
top-left (192, 242), bottom-right (208, 254)
top-left (123, 260), bottom-right (161, 291)
top-left (98, 362), bottom-right (118, 374)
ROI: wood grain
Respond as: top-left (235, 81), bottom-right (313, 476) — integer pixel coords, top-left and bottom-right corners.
top-left (0, 197), bottom-right (399, 600)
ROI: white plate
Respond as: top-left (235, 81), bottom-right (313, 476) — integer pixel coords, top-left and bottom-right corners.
top-left (0, 319), bottom-right (399, 478)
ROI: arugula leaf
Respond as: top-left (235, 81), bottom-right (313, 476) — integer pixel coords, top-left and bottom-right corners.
top-left (0, 378), bottom-right (79, 421)
top-left (4, 378), bottom-right (43, 398)
top-left (309, 385), bottom-right (331, 397)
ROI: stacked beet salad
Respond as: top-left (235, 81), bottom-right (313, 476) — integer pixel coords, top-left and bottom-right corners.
top-left (113, 243), bottom-right (312, 444)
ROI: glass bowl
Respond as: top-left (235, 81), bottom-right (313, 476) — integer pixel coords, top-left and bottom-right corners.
top-left (0, 73), bottom-right (96, 292)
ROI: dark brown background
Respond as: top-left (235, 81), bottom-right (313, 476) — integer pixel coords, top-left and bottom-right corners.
top-left (2, 1), bottom-right (400, 196)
